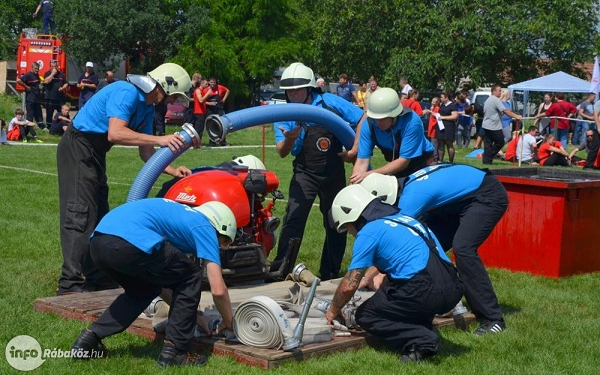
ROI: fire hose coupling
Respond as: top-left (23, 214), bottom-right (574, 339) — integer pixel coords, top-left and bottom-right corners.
top-left (179, 123), bottom-right (201, 149)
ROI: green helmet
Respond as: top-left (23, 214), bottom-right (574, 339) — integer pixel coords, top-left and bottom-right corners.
top-left (194, 201), bottom-right (237, 242)
top-left (360, 173), bottom-right (399, 205)
top-left (280, 63), bottom-right (316, 90)
top-left (330, 185), bottom-right (376, 233)
top-left (367, 87), bottom-right (403, 119)
top-left (148, 63), bottom-right (192, 101)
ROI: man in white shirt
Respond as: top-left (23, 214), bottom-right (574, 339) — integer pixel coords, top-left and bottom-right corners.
top-left (399, 77), bottom-right (412, 101)
top-left (516, 126), bottom-right (539, 163)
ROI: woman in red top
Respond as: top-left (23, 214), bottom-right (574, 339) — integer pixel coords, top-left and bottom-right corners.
top-left (404, 89), bottom-right (423, 116)
top-left (537, 134), bottom-right (570, 166)
top-left (423, 97), bottom-right (440, 159)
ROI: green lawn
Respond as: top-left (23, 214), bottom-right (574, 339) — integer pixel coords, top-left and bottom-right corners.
top-left (1, 125), bottom-right (600, 374)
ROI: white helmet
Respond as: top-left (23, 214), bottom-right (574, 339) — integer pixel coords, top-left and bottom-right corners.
top-left (280, 62), bottom-right (316, 90)
top-left (367, 87), bottom-right (403, 119)
top-left (330, 185), bottom-right (376, 233)
top-left (360, 173), bottom-right (399, 205)
top-left (147, 63), bottom-right (192, 101)
top-left (194, 201), bottom-right (237, 242)
top-left (233, 155), bottom-right (266, 170)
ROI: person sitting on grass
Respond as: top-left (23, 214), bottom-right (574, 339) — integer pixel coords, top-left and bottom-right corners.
top-left (537, 134), bottom-right (570, 167)
top-left (8, 108), bottom-right (43, 143)
top-left (50, 104), bottom-right (71, 136)
top-left (568, 129), bottom-right (600, 169)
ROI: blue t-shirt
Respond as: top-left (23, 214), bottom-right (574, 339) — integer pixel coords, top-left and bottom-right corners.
top-left (358, 112), bottom-right (434, 159)
top-left (501, 101), bottom-right (512, 128)
top-left (336, 83), bottom-right (355, 102)
top-left (73, 80), bottom-right (154, 135)
top-left (273, 92), bottom-right (364, 156)
top-left (398, 163), bottom-right (486, 217)
top-left (349, 213), bottom-right (450, 280)
top-left (93, 198), bottom-right (221, 265)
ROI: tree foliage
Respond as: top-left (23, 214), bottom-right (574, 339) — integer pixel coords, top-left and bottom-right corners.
top-left (172, 0), bottom-right (304, 99)
top-left (0, 0), bottom-right (40, 60)
top-left (302, 0), bottom-right (600, 91)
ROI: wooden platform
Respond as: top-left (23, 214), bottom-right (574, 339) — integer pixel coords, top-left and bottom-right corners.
top-left (34, 282), bottom-right (475, 368)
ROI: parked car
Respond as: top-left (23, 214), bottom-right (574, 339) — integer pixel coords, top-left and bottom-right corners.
top-left (256, 88), bottom-right (287, 106)
top-left (165, 103), bottom-right (187, 125)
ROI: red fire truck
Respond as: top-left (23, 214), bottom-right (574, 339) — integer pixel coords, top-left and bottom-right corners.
top-left (16, 28), bottom-right (127, 106)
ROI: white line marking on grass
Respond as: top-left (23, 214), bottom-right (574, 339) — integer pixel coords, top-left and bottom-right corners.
top-left (5, 142), bottom-right (275, 150)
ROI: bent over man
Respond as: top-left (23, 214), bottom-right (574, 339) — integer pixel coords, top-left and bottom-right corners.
top-left (326, 185), bottom-right (463, 362)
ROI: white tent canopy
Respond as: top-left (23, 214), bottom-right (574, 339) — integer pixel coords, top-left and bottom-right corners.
top-left (508, 71), bottom-right (592, 116)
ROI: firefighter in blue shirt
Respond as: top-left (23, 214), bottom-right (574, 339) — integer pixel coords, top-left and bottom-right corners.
top-left (326, 185), bottom-right (463, 362)
top-left (360, 163), bottom-right (509, 336)
top-left (71, 199), bottom-right (236, 367)
top-left (56, 63), bottom-right (193, 296)
top-left (350, 87), bottom-right (435, 183)
top-left (269, 62), bottom-right (366, 280)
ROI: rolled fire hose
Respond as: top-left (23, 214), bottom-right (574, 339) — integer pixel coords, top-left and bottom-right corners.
top-left (233, 295), bottom-right (295, 349)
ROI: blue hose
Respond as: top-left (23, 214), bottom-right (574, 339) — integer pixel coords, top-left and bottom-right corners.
top-left (126, 124), bottom-right (200, 202)
top-left (205, 103), bottom-right (356, 150)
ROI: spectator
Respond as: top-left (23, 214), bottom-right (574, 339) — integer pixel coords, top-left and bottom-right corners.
top-left (9, 108), bottom-right (42, 143)
top-left (70, 199), bottom-right (236, 368)
top-left (359, 163), bottom-right (509, 336)
top-left (503, 131), bottom-right (519, 162)
top-left (515, 126), bottom-right (539, 164)
top-left (43, 59), bottom-right (68, 130)
top-left (95, 71), bottom-right (116, 93)
top-left (336, 74), bottom-right (358, 103)
top-left (573, 93), bottom-right (596, 144)
top-left (455, 90), bottom-right (472, 148)
top-left (33, 0), bottom-right (55, 35)
top-left (350, 87), bottom-right (434, 182)
top-left (203, 77), bottom-right (230, 146)
top-left (356, 80), bottom-right (367, 110)
top-left (184, 72), bottom-right (202, 124)
top-left (193, 78), bottom-right (209, 144)
top-left (399, 77), bottom-right (412, 102)
top-left (500, 91), bottom-right (513, 143)
top-left (77, 62), bottom-right (99, 109)
top-left (537, 134), bottom-right (570, 166)
top-left (436, 91), bottom-right (458, 163)
top-left (0, 119), bottom-right (7, 145)
top-left (16, 62), bottom-right (44, 128)
top-left (364, 78), bottom-right (379, 110)
top-left (327, 185), bottom-right (462, 362)
top-left (50, 104), bottom-right (71, 136)
top-left (533, 93), bottom-right (553, 134)
top-left (316, 77), bottom-right (328, 94)
top-left (569, 129), bottom-right (600, 169)
top-left (268, 62), bottom-right (366, 280)
top-left (404, 89), bottom-right (423, 116)
top-left (482, 84), bottom-right (522, 164)
top-left (465, 101), bottom-right (485, 149)
top-left (594, 94), bottom-right (600, 131)
top-left (534, 92), bottom-right (577, 146)
top-left (56, 63), bottom-right (193, 296)
top-left (423, 96), bottom-right (440, 160)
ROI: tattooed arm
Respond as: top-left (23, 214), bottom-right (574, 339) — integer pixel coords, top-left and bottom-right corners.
top-left (325, 268), bottom-right (366, 325)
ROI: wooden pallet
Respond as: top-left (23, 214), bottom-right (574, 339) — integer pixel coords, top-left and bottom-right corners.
top-left (34, 282), bottom-right (475, 368)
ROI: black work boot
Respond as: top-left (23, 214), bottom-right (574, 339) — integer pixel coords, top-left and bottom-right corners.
top-left (157, 340), bottom-right (207, 368)
top-left (400, 344), bottom-right (435, 363)
top-left (71, 328), bottom-right (107, 359)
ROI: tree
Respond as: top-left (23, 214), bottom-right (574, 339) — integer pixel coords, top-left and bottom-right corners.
top-left (173, 0), bottom-right (304, 104)
top-left (302, 0), bottom-right (600, 91)
top-left (55, 0), bottom-right (184, 73)
top-left (0, 0), bottom-right (39, 61)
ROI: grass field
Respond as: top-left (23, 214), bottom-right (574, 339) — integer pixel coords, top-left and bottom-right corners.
top-left (2, 121), bottom-right (600, 374)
